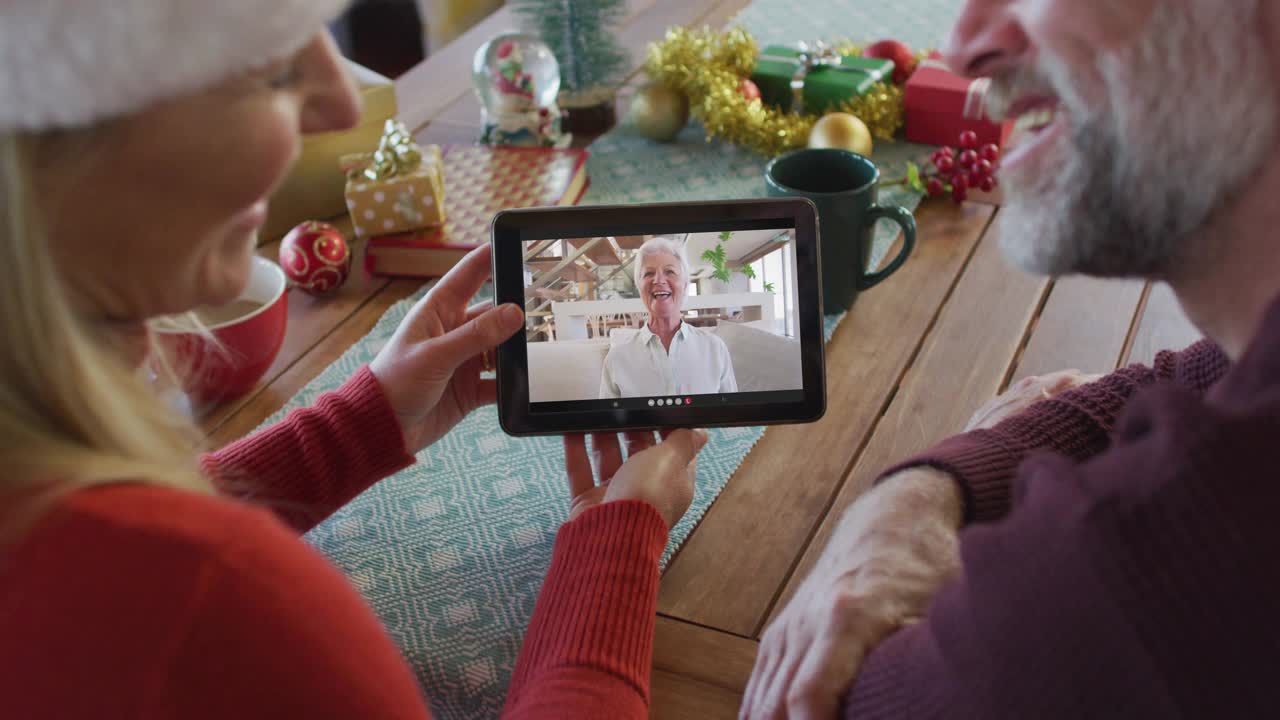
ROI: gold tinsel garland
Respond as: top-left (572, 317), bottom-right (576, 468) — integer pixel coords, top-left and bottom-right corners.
top-left (644, 27), bottom-right (906, 157)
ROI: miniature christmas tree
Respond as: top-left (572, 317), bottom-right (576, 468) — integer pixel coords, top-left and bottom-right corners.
top-left (513, 0), bottom-right (628, 114)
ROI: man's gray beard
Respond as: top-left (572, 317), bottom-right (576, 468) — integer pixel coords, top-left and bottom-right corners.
top-left (998, 0), bottom-right (1277, 279)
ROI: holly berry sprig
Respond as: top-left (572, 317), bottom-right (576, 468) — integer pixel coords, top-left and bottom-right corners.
top-left (904, 130), bottom-right (1001, 204)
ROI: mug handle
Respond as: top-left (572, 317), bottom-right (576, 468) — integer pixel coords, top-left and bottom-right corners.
top-left (858, 205), bottom-right (917, 290)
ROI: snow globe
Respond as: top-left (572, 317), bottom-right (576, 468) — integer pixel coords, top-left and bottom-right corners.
top-left (473, 32), bottom-right (569, 147)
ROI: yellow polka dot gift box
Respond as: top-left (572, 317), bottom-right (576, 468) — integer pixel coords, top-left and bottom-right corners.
top-left (340, 120), bottom-right (447, 240)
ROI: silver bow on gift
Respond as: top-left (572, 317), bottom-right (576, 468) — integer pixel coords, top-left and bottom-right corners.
top-left (761, 41), bottom-right (890, 115)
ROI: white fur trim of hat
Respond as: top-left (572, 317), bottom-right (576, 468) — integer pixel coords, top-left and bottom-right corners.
top-left (0, 0), bottom-right (352, 133)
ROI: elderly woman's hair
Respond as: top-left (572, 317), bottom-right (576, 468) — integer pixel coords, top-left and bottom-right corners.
top-left (632, 235), bottom-right (690, 290)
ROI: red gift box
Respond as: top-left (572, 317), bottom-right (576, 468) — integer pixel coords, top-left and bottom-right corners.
top-left (904, 56), bottom-right (1013, 148)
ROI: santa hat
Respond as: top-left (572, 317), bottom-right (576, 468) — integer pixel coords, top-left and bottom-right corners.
top-left (0, 0), bottom-right (352, 133)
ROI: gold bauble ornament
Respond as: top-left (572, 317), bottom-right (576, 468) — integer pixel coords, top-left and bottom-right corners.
top-left (628, 83), bottom-right (690, 142)
top-left (809, 113), bottom-right (874, 156)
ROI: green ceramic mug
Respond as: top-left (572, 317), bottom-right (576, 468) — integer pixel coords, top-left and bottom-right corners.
top-left (766, 149), bottom-right (917, 314)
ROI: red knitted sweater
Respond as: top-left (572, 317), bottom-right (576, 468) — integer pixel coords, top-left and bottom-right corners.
top-left (0, 367), bottom-right (667, 719)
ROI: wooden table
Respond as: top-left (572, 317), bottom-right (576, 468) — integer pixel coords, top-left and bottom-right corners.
top-left (206, 2), bottom-right (1203, 717)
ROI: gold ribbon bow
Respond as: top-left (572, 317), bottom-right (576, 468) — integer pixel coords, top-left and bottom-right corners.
top-left (355, 119), bottom-right (423, 181)
top-left (763, 42), bottom-right (888, 115)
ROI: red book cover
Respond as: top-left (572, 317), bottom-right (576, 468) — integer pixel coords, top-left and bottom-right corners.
top-left (904, 55), bottom-right (1013, 148)
top-left (365, 145), bottom-right (590, 278)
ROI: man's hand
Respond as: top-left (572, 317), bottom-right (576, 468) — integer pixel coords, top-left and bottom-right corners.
top-left (741, 468), bottom-right (963, 720)
top-left (965, 369), bottom-right (1101, 432)
top-left (369, 245), bottom-right (523, 453)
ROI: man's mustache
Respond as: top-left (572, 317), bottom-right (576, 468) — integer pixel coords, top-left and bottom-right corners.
top-left (984, 67), bottom-right (1059, 122)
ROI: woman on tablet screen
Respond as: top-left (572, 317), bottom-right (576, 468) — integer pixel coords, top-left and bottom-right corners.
top-left (599, 237), bottom-right (738, 398)
top-left (0, 2), bottom-right (707, 717)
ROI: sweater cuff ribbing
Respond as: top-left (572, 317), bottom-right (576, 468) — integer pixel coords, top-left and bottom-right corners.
top-left (323, 365), bottom-right (417, 475)
top-left (504, 500), bottom-right (668, 711)
top-left (878, 430), bottom-right (1021, 525)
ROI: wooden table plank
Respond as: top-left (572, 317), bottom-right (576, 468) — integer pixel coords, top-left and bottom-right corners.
top-left (653, 616), bottom-right (757, 692)
top-left (411, 119), bottom-right (486, 147)
top-left (694, 0), bottom-right (754, 28)
top-left (1123, 281), bottom-right (1201, 366)
top-left (657, 201), bottom-right (995, 637)
top-left (651, 672), bottom-right (742, 720)
top-left (651, 613), bottom-right (756, 718)
top-left (396, 9), bottom-right (514, 133)
top-left (206, 278), bottom-right (421, 448)
top-left (200, 230), bottom-right (390, 437)
top-left (1012, 276), bottom-right (1146, 381)
top-left (766, 220), bottom-right (1050, 631)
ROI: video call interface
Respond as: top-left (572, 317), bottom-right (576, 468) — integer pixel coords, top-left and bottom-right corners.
top-left (522, 229), bottom-right (804, 413)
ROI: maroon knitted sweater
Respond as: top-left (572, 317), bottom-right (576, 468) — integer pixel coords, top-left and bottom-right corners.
top-left (843, 310), bottom-right (1280, 717)
top-left (884, 338), bottom-right (1230, 525)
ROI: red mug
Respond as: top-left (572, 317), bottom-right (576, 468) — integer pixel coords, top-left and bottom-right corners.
top-left (155, 256), bottom-right (289, 406)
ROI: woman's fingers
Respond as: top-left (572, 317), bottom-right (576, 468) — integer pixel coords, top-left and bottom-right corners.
top-left (428, 244), bottom-right (494, 307)
top-left (590, 433), bottom-right (623, 482)
top-left (398, 246), bottom-right (494, 337)
top-left (659, 428), bottom-right (708, 463)
top-left (465, 301), bottom-right (495, 322)
top-left (464, 302), bottom-right (499, 372)
top-left (563, 434), bottom-right (595, 498)
top-left (429, 303), bottom-right (523, 372)
top-left (473, 378), bottom-right (498, 406)
top-left (624, 430), bottom-right (657, 457)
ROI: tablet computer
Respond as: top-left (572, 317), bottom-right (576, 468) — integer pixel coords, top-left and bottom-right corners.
top-left (491, 198), bottom-right (825, 436)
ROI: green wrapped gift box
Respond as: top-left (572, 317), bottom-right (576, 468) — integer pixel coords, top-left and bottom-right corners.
top-left (751, 45), bottom-right (894, 115)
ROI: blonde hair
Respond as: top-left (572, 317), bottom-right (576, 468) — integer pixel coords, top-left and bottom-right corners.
top-left (0, 131), bottom-right (212, 519)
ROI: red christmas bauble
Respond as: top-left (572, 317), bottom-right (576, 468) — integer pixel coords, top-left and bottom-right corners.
top-left (278, 221), bottom-right (352, 296)
top-left (863, 39), bottom-right (917, 85)
top-left (740, 78), bottom-right (762, 102)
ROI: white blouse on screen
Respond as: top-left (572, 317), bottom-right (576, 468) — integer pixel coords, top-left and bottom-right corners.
top-left (599, 323), bottom-right (738, 398)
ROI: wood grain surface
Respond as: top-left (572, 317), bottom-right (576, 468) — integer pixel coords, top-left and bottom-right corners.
top-left (1012, 275), bottom-right (1146, 381)
top-left (1124, 281), bottom-right (1202, 366)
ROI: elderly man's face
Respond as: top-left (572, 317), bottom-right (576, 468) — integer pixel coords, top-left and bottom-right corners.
top-left (946, 0), bottom-right (1278, 277)
top-left (639, 251), bottom-right (685, 318)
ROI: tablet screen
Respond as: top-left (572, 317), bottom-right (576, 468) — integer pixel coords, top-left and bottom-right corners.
top-left (523, 229), bottom-right (805, 414)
